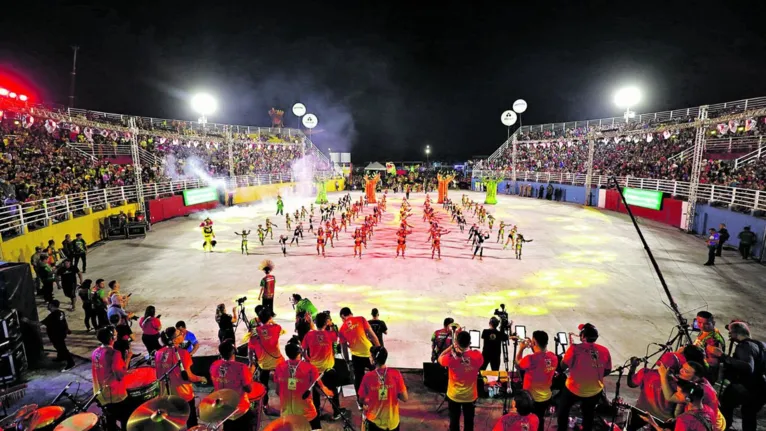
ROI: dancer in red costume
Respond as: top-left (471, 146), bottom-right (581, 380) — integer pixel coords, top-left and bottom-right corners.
top-left (352, 229), bottom-right (364, 259)
top-left (395, 227), bottom-right (412, 259)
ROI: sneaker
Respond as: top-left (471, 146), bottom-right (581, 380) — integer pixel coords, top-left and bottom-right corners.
top-left (62, 363), bottom-right (76, 372)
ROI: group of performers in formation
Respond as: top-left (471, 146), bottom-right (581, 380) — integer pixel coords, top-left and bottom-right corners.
top-left (199, 191), bottom-right (533, 260)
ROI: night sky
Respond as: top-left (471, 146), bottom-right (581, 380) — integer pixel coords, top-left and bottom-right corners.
top-left (2, 1), bottom-right (766, 163)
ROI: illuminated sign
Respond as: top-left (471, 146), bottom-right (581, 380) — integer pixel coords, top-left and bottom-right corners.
top-left (183, 187), bottom-right (218, 206)
top-left (624, 188), bottom-right (663, 210)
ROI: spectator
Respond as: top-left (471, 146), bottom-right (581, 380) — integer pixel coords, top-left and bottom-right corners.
top-left (92, 279), bottom-right (110, 328)
top-left (77, 279), bottom-right (98, 331)
top-left (737, 226), bottom-right (758, 259)
top-left (37, 254), bottom-right (56, 303)
top-left (175, 321), bottom-right (200, 355)
top-left (215, 304), bottom-right (236, 343)
top-left (717, 223), bottom-right (730, 256)
top-left (481, 317), bottom-right (508, 372)
top-left (61, 234), bottom-right (73, 260)
top-left (72, 233), bottom-right (88, 273)
top-left (369, 308), bottom-right (388, 348)
top-left (138, 306), bottom-right (162, 354)
top-left (55, 259), bottom-right (82, 311)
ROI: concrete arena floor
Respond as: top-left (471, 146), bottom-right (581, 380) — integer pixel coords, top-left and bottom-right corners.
top-left (60, 190), bottom-right (765, 369)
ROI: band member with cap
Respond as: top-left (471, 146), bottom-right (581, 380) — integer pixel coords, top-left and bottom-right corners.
top-left (358, 346), bottom-right (409, 431)
top-left (210, 340), bottom-right (255, 431)
top-left (556, 323), bottom-right (612, 431)
top-left (155, 327), bottom-right (207, 428)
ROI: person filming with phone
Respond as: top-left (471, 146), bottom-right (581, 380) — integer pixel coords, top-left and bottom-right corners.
top-left (515, 330), bottom-right (558, 431)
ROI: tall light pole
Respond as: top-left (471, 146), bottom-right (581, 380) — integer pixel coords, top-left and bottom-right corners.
top-left (614, 87), bottom-right (641, 122)
top-left (425, 145), bottom-right (431, 167)
top-left (191, 93), bottom-right (218, 126)
top-left (69, 46), bottom-right (79, 108)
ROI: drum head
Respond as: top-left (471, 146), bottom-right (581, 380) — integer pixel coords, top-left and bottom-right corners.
top-left (248, 382), bottom-right (267, 401)
top-left (29, 406), bottom-right (66, 429)
top-left (126, 367), bottom-right (157, 389)
top-left (54, 413), bottom-right (99, 431)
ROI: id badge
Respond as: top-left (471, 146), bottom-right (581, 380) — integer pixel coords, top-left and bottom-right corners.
top-left (378, 386), bottom-right (388, 401)
top-left (288, 378), bottom-right (297, 391)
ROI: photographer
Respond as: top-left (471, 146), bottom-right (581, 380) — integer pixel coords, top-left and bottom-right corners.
top-left (481, 317), bottom-right (509, 372)
top-left (641, 382), bottom-right (716, 431)
top-left (291, 294), bottom-right (318, 320)
top-left (711, 321), bottom-right (766, 431)
top-left (439, 331), bottom-right (483, 431)
top-left (556, 323), bottom-right (612, 431)
top-left (515, 331), bottom-right (558, 431)
top-left (215, 303), bottom-right (237, 343)
top-left (138, 306), bottom-right (162, 354)
top-left (295, 310), bottom-right (314, 342)
top-left (107, 294), bottom-right (134, 328)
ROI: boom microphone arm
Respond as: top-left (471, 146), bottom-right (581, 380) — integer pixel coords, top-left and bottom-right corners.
top-left (609, 176), bottom-right (692, 345)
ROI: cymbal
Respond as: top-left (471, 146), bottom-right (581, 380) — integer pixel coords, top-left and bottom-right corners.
top-left (199, 389), bottom-right (248, 423)
top-left (127, 396), bottom-right (190, 431)
top-left (54, 413), bottom-right (100, 431)
top-left (188, 426), bottom-right (215, 431)
top-left (0, 404), bottom-right (38, 427)
top-left (29, 406), bottom-right (66, 430)
top-left (263, 415), bottom-right (311, 431)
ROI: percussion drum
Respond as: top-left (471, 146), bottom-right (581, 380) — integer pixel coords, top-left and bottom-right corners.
top-left (247, 382), bottom-right (266, 430)
top-left (125, 367), bottom-right (160, 403)
top-left (54, 413), bottom-right (102, 431)
top-left (27, 406), bottom-right (66, 431)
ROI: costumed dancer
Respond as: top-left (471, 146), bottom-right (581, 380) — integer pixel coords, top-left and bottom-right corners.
top-left (265, 218), bottom-right (277, 240)
top-left (276, 195), bottom-right (284, 215)
top-left (472, 230), bottom-right (490, 261)
top-left (290, 225), bottom-right (301, 247)
top-left (315, 229), bottom-right (326, 257)
top-left (324, 222), bottom-right (335, 248)
top-left (235, 229), bottom-right (251, 255)
top-left (503, 225), bottom-right (518, 250)
top-left (487, 214), bottom-right (495, 231)
top-left (285, 213), bottom-right (292, 231)
top-left (496, 221), bottom-right (505, 243)
top-left (200, 218), bottom-right (215, 252)
top-left (294, 209), bottom-right (300, 224)
top-left (308, 215), bottom-right (315, 234)
top-left (301, 206), bottom-right (308, 220)
top-left (395, 228), bottom-right (412, 259)
top-left (258, 259), bottom-right (277, 313)
top-left (279, 235), bottom-right (288, 256)
top-left (353, 229), bottom-right (364, 259)
top-left (431, 229), bottom-right (450, 260)
top-left (467, 223), bottom-right (479, 243)
top-left (515, 233), bottom-right (533, 260)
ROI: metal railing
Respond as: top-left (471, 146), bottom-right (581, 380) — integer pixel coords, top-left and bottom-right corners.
top-left (0, 172), bottom-right (295, 236)
top-left (471, 170), bottom-right (765, 211)
top-left (517, 95), bottom-right (766, 135)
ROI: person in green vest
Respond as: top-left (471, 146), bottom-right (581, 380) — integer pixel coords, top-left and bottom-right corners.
top-left (38, 255), bottom-right (57, 303)
top-left (291, 294), bottom-right (318, 321)
top-left (72, 233), bottom-right (88, 273)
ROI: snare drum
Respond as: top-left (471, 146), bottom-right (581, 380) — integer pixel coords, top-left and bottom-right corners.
top-left (247, 382), bottom-right (266, 430)
top-left (125, 366), bottom-right (160, 403)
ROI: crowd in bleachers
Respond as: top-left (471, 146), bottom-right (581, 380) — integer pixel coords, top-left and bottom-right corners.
top-left (483, 114), bottom-right (766, 191)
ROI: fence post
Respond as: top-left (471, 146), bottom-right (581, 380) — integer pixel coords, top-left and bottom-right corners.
top-left (710, 185), bottom-right (715, 202)
top-left (104, 189), bottom-right (110, 209)
top-left (65, 195), bottom-right (72, 220)
top-left (640, 178), bottom-right (644, 189)
top-left (155, 183), bottom-right (159, 199)
top-left (121, 187), bottom-right (126, 204)
top-left (18, 204), bottom-right (27, 234)
top-left (43, 201), bottom-right (50, 227)
top-left (84, 193), bottom-right (91, 214)
top-left (754, 191), bottom-right (760, 213)
top-left (673, 181), bottom-right (677, 196)
top-left (730, 188), bottom-right (736, 208)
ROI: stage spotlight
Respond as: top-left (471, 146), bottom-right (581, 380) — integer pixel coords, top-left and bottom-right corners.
top-left (19, 95), bottom-right (27, 102)
top-left (191, 93), bottom-right (217, 124)
top-left (9, 92), bottom-right (16, 99)
top-left (0, 89), bottom-right (7, 96)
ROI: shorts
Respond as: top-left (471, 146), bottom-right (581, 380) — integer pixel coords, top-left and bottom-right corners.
top-left (62, 284), bottom-right (76, 298)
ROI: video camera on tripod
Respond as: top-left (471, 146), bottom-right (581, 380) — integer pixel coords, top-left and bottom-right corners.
top-left (236, 296), bottom-right (247, 305)
top-left (493, 304), bottom-right (511, 333)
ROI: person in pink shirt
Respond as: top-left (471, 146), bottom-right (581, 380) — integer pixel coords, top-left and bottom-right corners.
top-left (139, 305), bottom-right (162, 353)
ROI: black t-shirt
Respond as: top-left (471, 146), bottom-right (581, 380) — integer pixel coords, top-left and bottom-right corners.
top-left (41, 310), bottom-right (69, 338)
top-left (56, 266), bottom-right (80, 287)
top-left (217, 313), bottom-right (234, 331)
top-left (369, 319), bottom-right (388, 347)
top-left (481, 328), bottom-right (508, 359)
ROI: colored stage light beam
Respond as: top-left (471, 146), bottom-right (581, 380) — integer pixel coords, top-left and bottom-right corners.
top-left (560, 250), bottom-right (617, 263)
top-left (559, 234), bottom-right (609, 245)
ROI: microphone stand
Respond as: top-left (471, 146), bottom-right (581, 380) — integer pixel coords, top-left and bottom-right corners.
top-left (609, 360), bottom-right (630, 430)
top-left (50, 381), bottom-right (75, 405)
top-left (157, 358), bottom-right (183, 395)
top-left (717, 340), bottom-right (736, 394)
top-left (503, 335), bottom-right (518, 415)
top-left (609, 176), bottom-right (692, 345)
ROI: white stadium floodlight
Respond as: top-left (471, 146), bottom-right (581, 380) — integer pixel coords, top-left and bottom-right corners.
top-left (614, 87), bottom-right (641, 109)
top-left (302, 113), bottom-right (318, 129)
top-left (501, 110), bottom-right (517, 127)
top-left (292, 103), bottom-right (307, 117)
top-left (512, 99), bottom-right (528, 114)
top-left (191, 93), bottom-right (217, 117)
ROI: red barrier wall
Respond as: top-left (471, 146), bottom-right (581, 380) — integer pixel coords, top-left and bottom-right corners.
top-left (148, 195), bottom-right (219, 223)
top-left (604, 190), bottom-right (683, 228)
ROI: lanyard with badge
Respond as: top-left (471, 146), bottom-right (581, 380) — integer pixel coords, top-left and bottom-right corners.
top-left (288, 361), bottom-right (300, 391)
top-left (376, 368), bottom-right (388, 401)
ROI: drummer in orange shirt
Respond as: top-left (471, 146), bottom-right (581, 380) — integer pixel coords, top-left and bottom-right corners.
top-left (249, 310), bottom-right (285, 416)
top-left (358, 346), bottom-right (409, 431)
top-left (338, 307), bottom-right (381, 407)
top-left (92, 327), bottom-right (130, 430)
top-left (155, 327), bottom-right (207, 428)
top-left (210, 340), bottom-right (255, 431)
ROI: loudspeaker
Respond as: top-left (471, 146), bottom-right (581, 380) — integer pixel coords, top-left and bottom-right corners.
top-left (127, 223), bottom-right (147, 238)
top-left (0, 341), bottom-right (27, 383)
top-left (331, 358), bottom-right (352, 387)
top-left (423, 362), bottom-right (448, 393)
top-left (0, 310), bottom-right (21, 344)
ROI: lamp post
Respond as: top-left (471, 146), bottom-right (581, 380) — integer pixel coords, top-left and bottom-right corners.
top-left (191, 93), bottom-right (218, 126)
top-left (425, 145), bottom-right (431, 168)
top-left (614, 87), bottom-right (641, 122)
